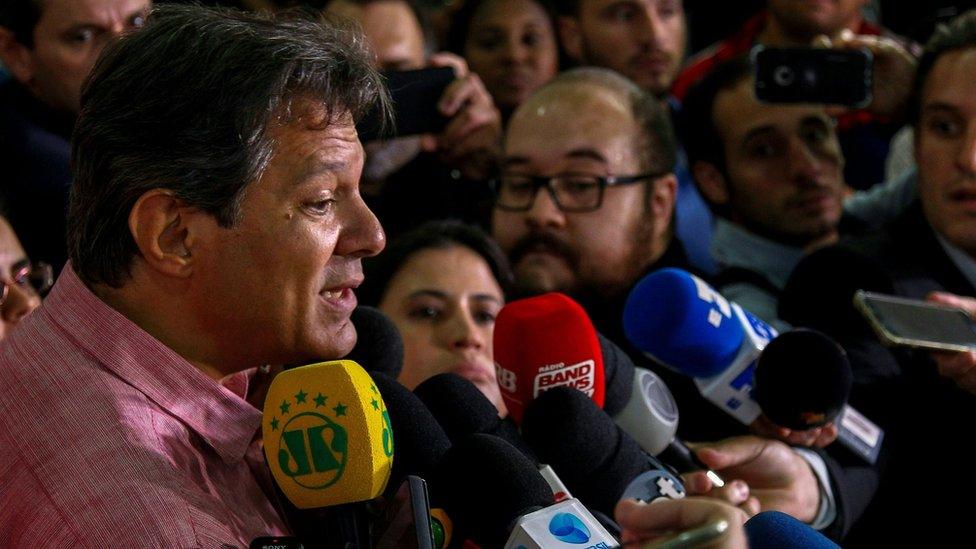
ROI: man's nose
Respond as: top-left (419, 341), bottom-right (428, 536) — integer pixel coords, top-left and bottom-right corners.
top-left (524, 186), bottom-right (566, 230)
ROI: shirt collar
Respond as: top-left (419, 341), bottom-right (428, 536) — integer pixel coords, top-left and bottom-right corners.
top-left (711, 218), bottom-right (806, 290)
top-left (42, 265), bottom-right (262, 464)
top-left (936, 233), bottom-right (976, 290)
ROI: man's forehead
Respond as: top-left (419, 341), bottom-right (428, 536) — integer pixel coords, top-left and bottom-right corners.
top-left (922, 48), bottom-right (976, 111)
top-left (714, 78), bottom-right (827, 140)
top-left (40, 0), bottom-right (150, 25)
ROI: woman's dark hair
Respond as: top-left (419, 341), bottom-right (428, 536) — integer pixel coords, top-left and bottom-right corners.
top-left (359, 220), bottom-right (514, 307)
top-left (444, 0), bottom-right (566, 70)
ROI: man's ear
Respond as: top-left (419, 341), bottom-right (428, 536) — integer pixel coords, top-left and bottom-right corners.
top-left (692, 161), bottom-right (730, 207)
top-left (649, 173), bottom-right (678, 225)
top-left (0, 27), bottom-right (35, 86)
top-left (128, 190), bottom-right (198, 278)
top-left (558, 16), bottom-right (583, 63)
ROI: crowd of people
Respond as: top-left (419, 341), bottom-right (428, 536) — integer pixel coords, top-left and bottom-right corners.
top-left (0, 0), bottom-right (974, 546)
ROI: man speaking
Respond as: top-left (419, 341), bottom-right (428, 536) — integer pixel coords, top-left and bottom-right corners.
top-left (0, 5), bottom-right (386, 546)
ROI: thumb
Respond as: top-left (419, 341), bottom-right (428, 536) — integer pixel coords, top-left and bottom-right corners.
top-left (927, 291), bottom-right (976, 318)
top-left (690, 436), bottom-right (766, 471)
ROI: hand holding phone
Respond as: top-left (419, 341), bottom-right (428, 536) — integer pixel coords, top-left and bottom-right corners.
top-left (752, 45), bottom-right (873, 108)
top-left (357, 67), bottom-right (456, 143)
top-left (854, 290), bottom-right (976, 352)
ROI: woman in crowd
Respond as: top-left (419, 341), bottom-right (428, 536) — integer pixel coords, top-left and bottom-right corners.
top-left (359, 220), bottom-right (512, 414)
top-left (446, 0), bottom-right (561, 120)
top-left (0, 215), bottom-right (50, 341)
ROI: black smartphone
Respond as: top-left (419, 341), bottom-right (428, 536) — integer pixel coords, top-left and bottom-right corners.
top-left (374, 475), bottom-right (435, 549)
top-left (854, 290), bottom-right (976, 352)
top-left (752, 45), bottom-right (873, 108)
top-left (357, 67), bottom-right (455, 142)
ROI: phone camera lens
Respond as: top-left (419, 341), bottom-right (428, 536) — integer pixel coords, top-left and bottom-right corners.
top-left (773, 65), bottom-right (795, 87)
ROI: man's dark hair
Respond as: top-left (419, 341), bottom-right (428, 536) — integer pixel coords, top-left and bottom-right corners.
top-left (553, 0), bottom-right (579, 17)
top-left (0, 0), bottom-right (42, 47)
top-left (679, 55), bottom-right (752, 173)
top-left (358, 219), bottom-right (514, 306)
top-left (910, 9), bottom-right (976, 125)
top-left (539, 67), bottom-right (677, 174)
top-left (68, 5), bottom-right (389, 288)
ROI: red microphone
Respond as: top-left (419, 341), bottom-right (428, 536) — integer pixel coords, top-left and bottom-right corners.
top-left (493, 292), bottom-right (606, 423)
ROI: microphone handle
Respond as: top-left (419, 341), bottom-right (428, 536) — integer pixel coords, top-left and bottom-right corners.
top-left (321, 503), bottom-right (373, 549)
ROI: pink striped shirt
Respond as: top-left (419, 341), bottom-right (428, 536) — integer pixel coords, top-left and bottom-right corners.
top-left (0, 265), bottom-right (289, 547)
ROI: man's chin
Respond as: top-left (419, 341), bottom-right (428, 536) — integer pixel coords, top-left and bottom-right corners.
top-left (512, 261), bottom-right (575, 298)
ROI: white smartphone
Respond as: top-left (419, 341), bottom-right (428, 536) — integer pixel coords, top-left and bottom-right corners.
top-left (853, 290), bottom-right (976, 352)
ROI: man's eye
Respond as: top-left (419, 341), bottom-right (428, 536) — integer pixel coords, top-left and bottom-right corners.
top-left (70, 29), bottom-right (95, 44)
top-left (304, 199), bottom-right (335, 214)
top-left (928, 118), bottom-right (962, 138)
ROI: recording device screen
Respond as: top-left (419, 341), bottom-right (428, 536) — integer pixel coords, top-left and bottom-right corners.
top-left (357, 67), bottom-right (455, 142)
top-left (374, 475), bottom-right (434, 549)
top-left (854, 291), bottom-right (976, 352)
top-left (752, 45), bottom-right (873, 108)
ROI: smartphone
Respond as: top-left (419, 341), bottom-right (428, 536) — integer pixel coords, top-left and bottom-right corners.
top-left (374, 475), bottom-right (435, 549)
top-left (854, 290), bottom-right (976, 352)
top-left (644, 519), bottom-right (729, 549)
top-left (752, 45), bottom-right (873, 108)
top-left (357, 67), bottom-right (455, 142)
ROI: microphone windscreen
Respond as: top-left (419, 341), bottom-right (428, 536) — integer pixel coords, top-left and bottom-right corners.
top-left (754, 329), bottom-right (852, 429)
top-left (623, 268), bottom-right (744, 378)
top-left (598, 331), bottom-right (636, 417)
top-left (370, 372), bottom-right (451, 498)
top-left (744, 511), bottom-right (840, 549)
top-left (438, 434), bottom-right (554, 548)
top-left (494, 292), bottom-right (606, 423)
top-left (262, 360), bottom-right (393, 509)
top-left (521, 387), bottom-right (649, 517)
top-left (413, 373), bottom-right (537, 461)
top-left (345, 306), bottom-right (404, 378)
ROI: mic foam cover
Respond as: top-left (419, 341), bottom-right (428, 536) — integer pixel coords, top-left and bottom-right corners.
top-left (754, 329), bottom-right (852, 429)
top-left (623, 268), bottom-right (744, 378)
top-left (493, 292), bottom-right (606, 423)
top-left (438, 433), bottom-right (554, 548)
top-left (744, 511), bottom-right (840, 549)
top-left (262, 360), bottom-right (393, 509)
top-left (413, 373), bottom-right (537, 461)
top-left (370, 373), bottom-right (452, 498)
top-left (521, 386), bottom-right (649, 516)
top-left (345, 306), bottom-right (404, 378)
top-left (598, 331), bottom-right (636, 417)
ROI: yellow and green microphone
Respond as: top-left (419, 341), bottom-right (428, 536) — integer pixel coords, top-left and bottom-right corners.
top-left (262, 360), bottom-right (394, 546)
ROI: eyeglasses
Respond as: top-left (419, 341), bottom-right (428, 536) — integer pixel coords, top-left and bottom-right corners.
top-left (489, 172), bottom-right (669, 213)
top-left (0, 261), bottom-right (53, 308)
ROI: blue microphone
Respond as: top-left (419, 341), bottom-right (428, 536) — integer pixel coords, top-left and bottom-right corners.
top-left (744, 511), bottom-right (840, 549)
top-left (623, 268), bottom-right (776, 425)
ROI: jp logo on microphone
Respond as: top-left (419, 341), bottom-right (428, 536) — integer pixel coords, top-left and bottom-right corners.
top-left (263, 360), bottom-right (393, 508)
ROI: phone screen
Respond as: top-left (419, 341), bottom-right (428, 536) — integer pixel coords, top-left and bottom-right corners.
top-left (752, 46), bottom-right (872, 107)
top-left (855, 291), bottom-right (976, 351)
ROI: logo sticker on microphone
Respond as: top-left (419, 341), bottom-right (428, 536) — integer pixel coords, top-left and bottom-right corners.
top-left (534, 360), bottom-right (595, 397)
top-left (548, 513), bottom-right (591, 544)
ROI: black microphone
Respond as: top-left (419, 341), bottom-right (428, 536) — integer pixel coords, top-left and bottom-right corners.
top-left (521, 387), bottom-right (686, 518)
top-left (753, 329), bottom-right (852, 430)
top-left (436, 434), bottom-right (618, 548)
top-left (413, 373), bottom-right (537, 461)
top-left (370, 373), bottom-right (451, 497)
top-left (347, 306), bottom-right (404, 378)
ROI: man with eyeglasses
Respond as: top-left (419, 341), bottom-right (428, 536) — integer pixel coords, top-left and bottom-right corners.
top-left (491, 67), bottom-right (854, 541)
top-left (0, 215), bottom-right (49, 340)
top-left (491, 67), bottom-right (680, 313)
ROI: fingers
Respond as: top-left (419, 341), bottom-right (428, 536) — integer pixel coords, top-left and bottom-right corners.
top-left (438, 72), bottom-right (493, 118)
top-left (932, 350), bottom-right (976, 395)
top-left (427, 51), bottom-right (468, 78)
top-left (691, 436), bottom-right (767, 471)
top-left (927, 291), bottom-right (976, 318)
top-left (813, 423), bottom-right (839, 448)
